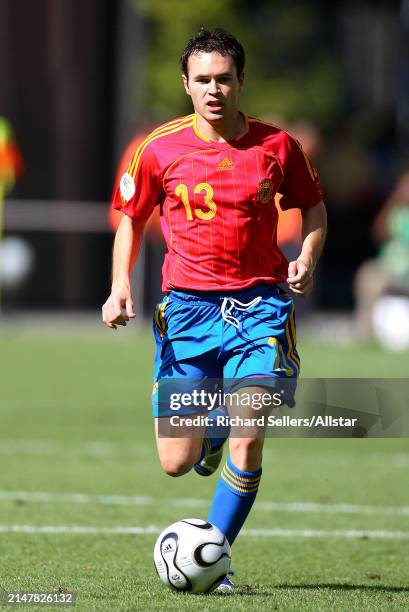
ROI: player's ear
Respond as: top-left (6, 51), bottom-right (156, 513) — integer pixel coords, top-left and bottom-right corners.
top-left (182, 73), bottom-right (191, 96)
top-left (238, 71), bottom-right (245, 89)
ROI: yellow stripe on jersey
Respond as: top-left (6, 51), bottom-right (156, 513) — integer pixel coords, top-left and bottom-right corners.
top-left (296, 141), bottom-right (318, 181)
top-left (153, 296), bottom-right (169, 338)
top-left (153, 305), bottom-right (161, 335)
top-left (284, 304), bottom-right (300, 376)
top-left (127, 116), bottom-right (194, 179)
top-left (284, 320), bottom-right (296, 375)
top-left (289, 306), bottom-right (300, 368)
top-left (128, 116), bottom-right (193, 176)
top-left (193, 114), bottom-right (210, 142)
top-left (150, 114), bottom-right (194, 137)
top-left (159, 296), bottom-right (169, 330)
top-left (193, 112), bottom-right (250, 143)
top-left (278, 343), bottom-right (295, 377)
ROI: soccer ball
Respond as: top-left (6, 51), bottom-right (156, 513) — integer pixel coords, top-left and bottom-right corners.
top-left (153, 518), bottom-right (231, 594)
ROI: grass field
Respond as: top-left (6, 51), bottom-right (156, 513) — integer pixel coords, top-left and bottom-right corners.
top-left (1, 324), bottom-right (409, 611)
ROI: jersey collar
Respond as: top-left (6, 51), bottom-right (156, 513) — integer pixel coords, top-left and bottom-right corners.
top-left (193, 112), bottom-right (249, 147)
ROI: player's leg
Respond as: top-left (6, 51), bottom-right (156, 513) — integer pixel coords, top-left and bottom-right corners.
top-left (193, 404), bottom-right (231, 476)
top-left (155, 391), bottom-right (229, 477)
top-left (208, 284), bottom-right (299, 549)
top-left (155, 417), bottom-right (204, 477)
top-left (208, 386), bottom-right (267, 545)
top-left (153, 370), bottom-right (227, 478)
top-left (151, 291), bottom-right (225, 478)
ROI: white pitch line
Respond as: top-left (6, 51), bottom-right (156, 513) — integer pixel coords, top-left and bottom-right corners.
top-left (0, 440), bottom-right (151, 458)
top-left (0, 525), bottom-right (159, 535)
top-left (0, 440), bottom-right (58, 455)
top-left (0, 491), bottom-right (155, 507)
top-left (242, 528), bottom-right (409, 539)
top-left (1, 490), bottom-right (409, 517)
top-left (255, 501), bottom-right (409, 516)
top-left (1, 439), bottom-right (409, 468)
top-left (0, 525), bottom-right (408, 539)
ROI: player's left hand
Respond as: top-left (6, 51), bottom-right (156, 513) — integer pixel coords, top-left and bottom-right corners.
top-left (287, 259), bottom-right (313, 297)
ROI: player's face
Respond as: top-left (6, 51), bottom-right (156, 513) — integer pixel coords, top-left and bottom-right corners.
top-left (183, 52), bottom-right (244, 123)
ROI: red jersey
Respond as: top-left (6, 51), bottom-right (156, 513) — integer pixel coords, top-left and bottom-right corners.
top-left (113, 113), bottom-right (323, 292)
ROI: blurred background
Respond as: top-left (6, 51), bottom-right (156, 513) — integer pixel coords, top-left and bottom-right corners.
top-left (1, 0), bottom-right (409, 347)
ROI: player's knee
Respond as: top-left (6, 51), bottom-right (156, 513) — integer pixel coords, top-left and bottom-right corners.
top-left (160, 457), bottom-right (193, 478)
top-left (229, 437), bottom-right (263, 468)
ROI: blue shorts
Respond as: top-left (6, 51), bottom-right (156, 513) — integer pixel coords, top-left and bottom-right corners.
top-left (151, 284), bottom-right (300, 417)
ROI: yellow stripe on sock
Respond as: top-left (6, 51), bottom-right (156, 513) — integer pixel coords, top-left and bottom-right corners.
top-left (224, 462), bottom-right (261, 484)
top-left (223, 463), bottom-right (261, 487)
top-left (221, 471), bottom-right (260, 494)
top-left (221, 471), bottom-right (259, 493)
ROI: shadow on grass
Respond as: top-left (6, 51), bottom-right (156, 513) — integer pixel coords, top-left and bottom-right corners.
top-left (213, 583), bottom-right (409, 596)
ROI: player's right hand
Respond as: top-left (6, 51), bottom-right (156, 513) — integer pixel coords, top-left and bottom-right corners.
top-left (102, 284), bottom-right (136, 330)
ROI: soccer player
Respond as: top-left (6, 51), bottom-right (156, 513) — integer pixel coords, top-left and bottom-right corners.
top-left (102, 28), bottom-right (327, 591)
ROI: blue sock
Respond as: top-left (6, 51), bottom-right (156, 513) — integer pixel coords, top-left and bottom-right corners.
top-left (208, 455), bottom-right (262, 545)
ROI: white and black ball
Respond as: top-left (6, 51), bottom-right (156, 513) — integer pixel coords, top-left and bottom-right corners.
top-left (154, 518), bottom-right (231, 594)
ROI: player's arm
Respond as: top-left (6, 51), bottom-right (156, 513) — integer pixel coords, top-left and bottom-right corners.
top-left (102, 214), bottom-right (145, 329)
top-left (103, 138), bottom-right (163, 328)
top-left (287, 200), bottom-right (327, 297)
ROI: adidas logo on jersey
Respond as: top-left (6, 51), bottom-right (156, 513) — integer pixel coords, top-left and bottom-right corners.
top-left (216, 157), bottom-right (234, 171)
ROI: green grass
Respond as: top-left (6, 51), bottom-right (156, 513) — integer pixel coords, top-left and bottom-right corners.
top-left (0, 327), bottom-right (408, 610)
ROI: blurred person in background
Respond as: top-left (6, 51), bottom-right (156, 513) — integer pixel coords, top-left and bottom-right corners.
top-left (354, 166), bottom-right (409, 339)
top-left (0, 117), bottom-right (24, 306)
top-left (0, 116), bottom-right (23, 220)
top-left (0, 117), bottom-right (23, 194)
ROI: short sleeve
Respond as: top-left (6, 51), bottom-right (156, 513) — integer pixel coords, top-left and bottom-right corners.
top-left (278, 134), bottom-right (323, 211)
top-left (112, 142), bottom-right (163, 221)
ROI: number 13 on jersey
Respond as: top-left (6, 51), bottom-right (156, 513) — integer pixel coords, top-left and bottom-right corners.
top-left (175, 182), bottom-right (217, 221)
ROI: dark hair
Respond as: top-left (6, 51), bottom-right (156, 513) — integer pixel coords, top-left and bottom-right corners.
top-left (180, 27), bottom-right (245, 79)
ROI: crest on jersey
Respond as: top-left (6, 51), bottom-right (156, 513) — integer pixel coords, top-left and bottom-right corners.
top-left (257, 179), bottom-right (274, 204)
top-left (120, 172), bottom-right (136, 202)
